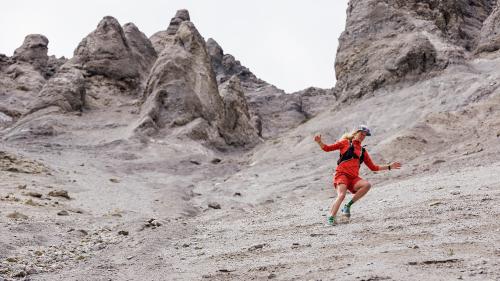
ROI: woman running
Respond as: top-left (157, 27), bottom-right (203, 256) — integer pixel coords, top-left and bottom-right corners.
top-left (314, 125), bottom-right (402, 225)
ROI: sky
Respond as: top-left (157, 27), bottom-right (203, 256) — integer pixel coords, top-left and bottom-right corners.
top-left (0, 0), bottom-right (349, 93)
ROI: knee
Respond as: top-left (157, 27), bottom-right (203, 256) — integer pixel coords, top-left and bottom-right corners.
top-left (365, 182), bottom-right (372, 190)
top-left (337, 192), bottom-right (346, 200)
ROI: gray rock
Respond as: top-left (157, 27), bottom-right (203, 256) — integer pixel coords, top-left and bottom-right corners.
top-left (248, 243), bottom-right (267, 251)
top-left (57, 210), bottom-right (69, 216)
top-left (48, 190), bottom-right (70, 199)
top-left (13, 34), bottom-right (49, 70)
top-left (208, 202), bottom-right (221, 209)
top-left (26, 191), bottom-right (42, 198)
top-left (145, 218), bottom-right (162, 228)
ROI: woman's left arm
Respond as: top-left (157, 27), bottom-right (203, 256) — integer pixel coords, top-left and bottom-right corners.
top-left (364, 151), bottom-right (402, 172)
top-left (378, 162), bottom-right (402, 171)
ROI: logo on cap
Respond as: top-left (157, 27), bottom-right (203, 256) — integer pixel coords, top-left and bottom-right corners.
top-left (357, 125), bottom-right (371, 136)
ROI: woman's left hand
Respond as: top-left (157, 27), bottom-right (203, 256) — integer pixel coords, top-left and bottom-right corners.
top-left (390, 162), bottom-right (402, 170)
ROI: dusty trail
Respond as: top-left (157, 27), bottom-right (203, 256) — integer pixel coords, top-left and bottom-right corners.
top-left (17, 146), bottom-right (498, 281)
top-left (163, 161), bottom-right (500, 281)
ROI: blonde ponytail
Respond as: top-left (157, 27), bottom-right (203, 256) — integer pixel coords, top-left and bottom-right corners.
top-left (340, 130), bottom-right (358, 141)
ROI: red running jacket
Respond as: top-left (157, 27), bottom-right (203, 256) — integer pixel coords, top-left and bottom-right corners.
top-left (322, 139), bottom-right (380, 177)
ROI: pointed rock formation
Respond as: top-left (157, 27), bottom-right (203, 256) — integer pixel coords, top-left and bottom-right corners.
top-left (150, 9), bottom-right (191, 55)
top-left (137, 11), bottom-right (260, 147)
top-left (137, 20), bottom-right (223, 135)
top-left (72, 16), bottom-right (140, 85)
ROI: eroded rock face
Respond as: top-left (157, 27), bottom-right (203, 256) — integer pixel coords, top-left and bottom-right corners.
top-left (13, 34), bottom-right (49, 70)
top-left (150, 9), bottom-right (191, 54)
top-left (335, 0), bottom-right (495, 101)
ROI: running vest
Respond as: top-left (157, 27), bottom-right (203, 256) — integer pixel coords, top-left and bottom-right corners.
top-left (337, 141), bottom-right (365, 166)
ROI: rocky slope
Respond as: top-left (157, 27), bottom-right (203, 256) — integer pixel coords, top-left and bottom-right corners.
top-left (0, 3), bottom-right (499, 281)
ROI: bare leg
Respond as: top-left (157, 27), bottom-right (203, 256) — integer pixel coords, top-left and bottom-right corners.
top-left (351, 180), bottom-right (372, 203)
top-left (330, 184), bottom-right (347, 217)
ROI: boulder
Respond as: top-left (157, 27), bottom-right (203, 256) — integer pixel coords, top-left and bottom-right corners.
top-left (13, 34), bottom-right (49, 70)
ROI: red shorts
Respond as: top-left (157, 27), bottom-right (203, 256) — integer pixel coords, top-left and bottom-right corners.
top-left (334, 173), bottom-right (362, 194)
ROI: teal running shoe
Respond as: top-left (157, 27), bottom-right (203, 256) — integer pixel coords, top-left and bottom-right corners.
top-left (327, 216), bottom-right (336, 226)
top-left (341, 205), bottom-right (351, 218)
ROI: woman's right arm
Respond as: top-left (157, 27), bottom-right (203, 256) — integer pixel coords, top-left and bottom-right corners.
top-left (314, 135), bottom-right (343, 152)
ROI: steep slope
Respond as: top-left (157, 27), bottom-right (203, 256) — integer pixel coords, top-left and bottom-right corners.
top-left (1, 3), bottom-right (499, 281)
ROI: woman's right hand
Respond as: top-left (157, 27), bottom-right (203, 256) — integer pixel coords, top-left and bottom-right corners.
top-left (314, 135), bottom-right (322, 143)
